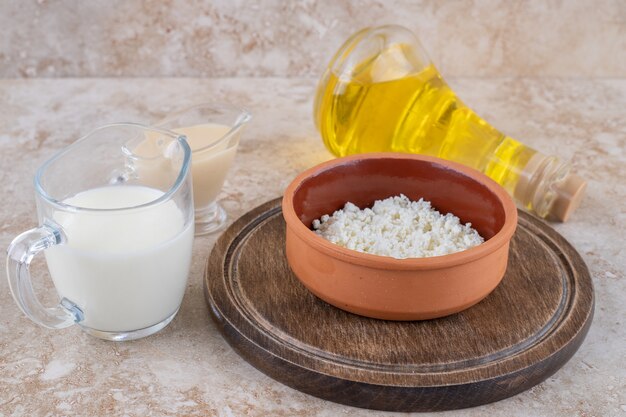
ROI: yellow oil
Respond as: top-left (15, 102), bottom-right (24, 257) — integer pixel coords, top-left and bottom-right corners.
top-left (315, 53), bottom-right (537, 196)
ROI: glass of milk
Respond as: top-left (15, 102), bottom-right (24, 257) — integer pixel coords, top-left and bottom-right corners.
top-left (6, 123), bottom-right (195, 341)
top-left (156, 102), bottom-right (251, 235)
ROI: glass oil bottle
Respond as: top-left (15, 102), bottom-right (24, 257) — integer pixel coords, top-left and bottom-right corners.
top-left (314, 25), bottom-right (586, 221)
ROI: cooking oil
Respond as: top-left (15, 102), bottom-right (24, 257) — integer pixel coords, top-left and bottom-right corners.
top-left (314, 26), bottom-right (586, 221)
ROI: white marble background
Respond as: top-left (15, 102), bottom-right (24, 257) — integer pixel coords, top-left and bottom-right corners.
top-left (1, 1), bottom-right (625, 416)
top-left (1, 0), bottom-right (624, 78)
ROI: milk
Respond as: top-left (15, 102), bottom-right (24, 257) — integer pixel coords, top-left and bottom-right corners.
top-left (133, 123), bottom-right (238, 209)
top-left (44, 185), bottom-right (194, 332)
top-left (173, 123), bottom-right (238, 208)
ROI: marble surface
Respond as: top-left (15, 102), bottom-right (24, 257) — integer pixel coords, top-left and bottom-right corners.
top-left (1, 0), bottom-right (625, 78)
top-left (0, 76), bottom-right (625, 416)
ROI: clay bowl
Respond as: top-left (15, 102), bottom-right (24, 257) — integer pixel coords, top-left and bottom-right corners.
top-left (282, 153), bottom-right (518, 321)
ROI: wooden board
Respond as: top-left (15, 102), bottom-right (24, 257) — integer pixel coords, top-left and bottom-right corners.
top-left (204, 198), bottom-right (594, 412)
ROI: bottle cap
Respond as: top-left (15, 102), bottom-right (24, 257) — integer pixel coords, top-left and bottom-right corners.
top-left (548, 174), bottom-right (587, 222)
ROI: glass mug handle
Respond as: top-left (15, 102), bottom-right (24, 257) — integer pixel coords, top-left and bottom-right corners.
top-left (6, 224), bottom-right (83, 329)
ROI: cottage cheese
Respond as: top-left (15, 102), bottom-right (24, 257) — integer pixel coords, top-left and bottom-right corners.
top-left (312, 194), bottom-right (484, 259)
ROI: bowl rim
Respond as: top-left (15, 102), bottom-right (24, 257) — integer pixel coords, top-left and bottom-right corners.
top-left (282, 153), bottom-right (518, 270)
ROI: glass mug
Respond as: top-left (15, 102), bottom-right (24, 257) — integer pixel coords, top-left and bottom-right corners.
top-left (6, 123), bottom-right (194, 341)
top-left (156, 103), bottom-right (251, 235)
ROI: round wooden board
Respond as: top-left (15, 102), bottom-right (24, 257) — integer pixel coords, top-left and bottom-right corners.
top-left (204, 198), bottom-right (594, 412)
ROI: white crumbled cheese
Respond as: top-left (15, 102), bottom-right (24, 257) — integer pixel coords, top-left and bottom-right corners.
top-left (312, 194), bottom-right (484, 259)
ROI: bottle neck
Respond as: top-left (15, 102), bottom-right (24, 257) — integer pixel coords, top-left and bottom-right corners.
top-left (514, 153), bottom-right (587, 221)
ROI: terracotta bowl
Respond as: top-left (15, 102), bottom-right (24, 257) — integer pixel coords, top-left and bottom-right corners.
top-left (282, 153), bottom-right (518, 321)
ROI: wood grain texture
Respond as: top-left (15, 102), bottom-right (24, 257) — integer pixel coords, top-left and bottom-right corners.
top-left (204, 198), bottom-right (594, 412)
